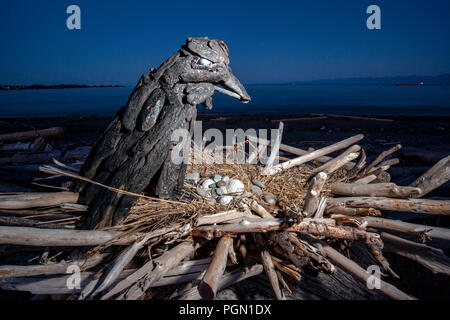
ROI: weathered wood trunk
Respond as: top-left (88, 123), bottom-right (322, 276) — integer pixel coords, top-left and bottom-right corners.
top-left (76, 82), bottom-right (196, 229)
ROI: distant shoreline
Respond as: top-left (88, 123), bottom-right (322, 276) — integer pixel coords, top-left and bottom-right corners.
top-left (0, 84), bottom-right (125, 91)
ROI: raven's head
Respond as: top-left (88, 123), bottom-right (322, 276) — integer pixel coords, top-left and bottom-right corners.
top-left (151, 37), bottom-right (251, 109)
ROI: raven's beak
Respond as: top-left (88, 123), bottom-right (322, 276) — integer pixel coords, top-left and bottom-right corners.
top-left (214, 70), bottom-right (251, 103)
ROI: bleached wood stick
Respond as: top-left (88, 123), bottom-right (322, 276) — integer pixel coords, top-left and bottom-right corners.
top-left (348, 149), bottom-right (367, 178)
top-left (0, 226), bottom-right (143, 246)
top-left (0, 216), bottom-right (75, 229)
top-left (91, 234), bottom-right (153, 297)
top-left (270, 255), bottom-right (302, 281)
top-left (314, 197), bottom-right (328, 218)
top-left (196, 210), bottom-right (253, 226)
top-left (248, 200), bottom-right (274, 219)
top-left (247, 136), bottom-right (355, 170)
top-left (1, 266), bottom-right (207, 295)
top-left (410, 155), bottom-right (450, 198)
top-left (125, 241), bottom-right (196, 300)
top-left (0, 192), bottom-right (79, 210)
top-left (331, 183), bottom-right (421, 198)
top-left (247, 141), bottom-right (266, 164)
top-left (354, 174), bottom-right (377, 184)
top-left (327, 197), bottom-right (450, 215)
top-left (0, 127), bottom-right (64, 143)
top-left (101, 261), bottom-right (153, 300)
top-left (255, 233), bottom-right (284, 300)
top-left (358, 144), bottom-right (401, 178)
top-left (192, 218), bottom-right (336, 239)
top-left (0, 254), bottom-right (109, 279)
top-left (162, 257), bottom-right (212, 277)
top-left (261, 122), bottom-right (284, 175)
top-left (261, 134), bottom-right (364, 176)
top-left (314, 242), bottom-right (415, 300)
top-left (103, 229), bottom-right (201, 299)
top-left (303, 172), bottom-right (328, 217)
top-left (177, 264), bottom-right (264, 300)
top-left (380, 232), bottom-right (450, 276)
top-left (362, 216), bottom-right (450, 241)
top-left (325, 206), bottom-right (381, 217)
top-left (199, 235), bottom-right (233, 299)
top-left (311, 145), bottom-right (361, 175)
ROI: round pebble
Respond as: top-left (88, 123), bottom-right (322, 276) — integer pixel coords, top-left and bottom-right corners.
top-left (222, 176), bottom-right (230, 182)
top-left (219, 186), bottom-right (228, 194)
top-left (218, 195), bottom-right (233, 205)
top-left (227, 179), bottom-right (245, 194)
top-left (216, 180), bottom-right (226, 187)
top-left (213, 174), bottom-right (222, 182)
top-left (202, 179), bottom-right (215, 189)
top-left (251, 185), bottom-right (263, 195)
top-left (252, 178), bottom-right (266, 189)
top-left (264, 193), bottom-right (277, 205)
top-left (196, 186), bottom-right (209, 198)
top-left (215, 188), bottom-right (224, 196)
top-left (211, 189), bottom-right (219, 198)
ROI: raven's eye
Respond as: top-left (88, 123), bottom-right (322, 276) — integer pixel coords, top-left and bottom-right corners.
top-left (191, 57), bottom-right (215, 70)
top-left (198, 58), bottom-right (213, 67)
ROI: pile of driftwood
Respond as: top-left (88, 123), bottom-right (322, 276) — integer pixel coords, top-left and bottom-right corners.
top-left (0, 125), bottom-right (449, 300)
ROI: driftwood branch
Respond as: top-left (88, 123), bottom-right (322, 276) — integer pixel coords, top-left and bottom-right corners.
top-left (176, 264), bottom-right (263, 300)
top-left (0, 192), bottom-right (79, 210)
top-left (247, 136), bottom-right (355, 170)
top-left (196, 210), bottom-right (254, 226)
top-left (410, 155), bottom-right (450, 198)
top-left (314, 242), bottom-right (414, 300)
top-left (91, 234), bottom-right (153, 297)
top-left (354, 174), bottom-right (377, 184)
top-left (255, 233), bottom-right (284, 300)
top-left (331, 183), bottom-right (421, 198)
top-left (380, 232), bottom-right (450, 276)
top-left (0, 127), bottom-right (63, 143)
top-left (358, 144), bottom-right (401, 178)
top-left (303, 172), bottom-right (328, 217)
top-left (192, 218), bottom-right (336, 239)
top-left (311, 145), bottom-right (360, 175)
top-left (261, 122), bottom-right (284, 175)
top-left (362, 217), bottom-right (450, 242)
top-left (261, 134), bottom-right (364, 175)
top-left (0, 226), bottom-right (143, 246)
top-left (327, 197), bottom-right (450, 215)
top-left (199, 235), bottom-right (233, 299)
top-left (325, 206), bottom-right (381, 217)
top-left (125, 241), bottom-right (196, 300)
top-left (0, 254), bottom-right (109, 279)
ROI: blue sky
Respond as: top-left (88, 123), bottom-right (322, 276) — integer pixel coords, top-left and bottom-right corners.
top-left (0, 0), bottom-right (449, 85)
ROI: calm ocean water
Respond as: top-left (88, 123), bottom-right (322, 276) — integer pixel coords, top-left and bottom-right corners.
top-left (0, 85), bottom-right (449, 118)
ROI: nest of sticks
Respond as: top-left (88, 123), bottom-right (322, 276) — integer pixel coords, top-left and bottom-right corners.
top-left (0, 130), bottom-right (449, 300)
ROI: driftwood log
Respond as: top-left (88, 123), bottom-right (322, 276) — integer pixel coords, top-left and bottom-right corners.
top-left (0, 127), bottom-right (63, 143)
top-left (410, 155), bottom-right (450, 198)
top-left (327, 197), bottom-right (450, 215)
top-left (0, 192), bottom-right (79, 210)
top-left (198, 235), bottom-right (233, 299)
top-left (76, 37), bottom-right (250, 229)
top-left (331, 183), bottom-right (421, 198)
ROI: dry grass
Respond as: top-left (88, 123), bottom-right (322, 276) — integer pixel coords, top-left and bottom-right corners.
top-left (110, 160), bottom-right (350, 236)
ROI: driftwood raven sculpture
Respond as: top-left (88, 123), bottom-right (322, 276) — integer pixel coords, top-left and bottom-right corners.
top-left (77, 37), bottom-right (251, 229)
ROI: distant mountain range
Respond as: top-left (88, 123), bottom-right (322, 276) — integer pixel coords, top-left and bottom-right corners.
top-left (258, 73), bottom-right (450, 86)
